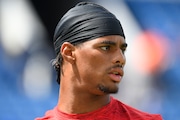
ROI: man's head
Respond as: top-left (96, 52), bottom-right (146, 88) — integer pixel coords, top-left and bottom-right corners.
top-left (52, 2), bottom-right (126, 85)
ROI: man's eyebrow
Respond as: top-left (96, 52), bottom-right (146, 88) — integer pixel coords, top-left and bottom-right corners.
top-left (99, 40), bottom-right (128, 48)
top-left (99, 40), bottom-right (116, 45)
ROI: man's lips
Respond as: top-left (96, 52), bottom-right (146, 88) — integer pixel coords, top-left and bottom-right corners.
top-left (108, 68), bottom-right (123, 82)
top-left (108, 73), bottom-right (122, 82)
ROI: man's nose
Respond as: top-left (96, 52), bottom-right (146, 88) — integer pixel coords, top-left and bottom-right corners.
top-left (112, 49), bottom-right (126, 66)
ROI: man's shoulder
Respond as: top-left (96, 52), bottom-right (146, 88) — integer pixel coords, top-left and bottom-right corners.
top-left (112, 98), bottom-right (163, 120)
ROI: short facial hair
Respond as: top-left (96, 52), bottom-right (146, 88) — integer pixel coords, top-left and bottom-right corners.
top-left (98, 84), bottom-right (118, 94)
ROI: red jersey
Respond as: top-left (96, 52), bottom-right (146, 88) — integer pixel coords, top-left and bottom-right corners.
top-left (36, 97), bottom-right (162, 120)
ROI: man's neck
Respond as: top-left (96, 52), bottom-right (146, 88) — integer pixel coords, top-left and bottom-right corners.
top-left (57, 90), bottom-right (111, 114)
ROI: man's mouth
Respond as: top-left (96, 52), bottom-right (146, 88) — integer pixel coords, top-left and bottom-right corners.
top-left (107, 66), bottom-right (124, 82)
top-left (112, 71), bottom-right (120, 75)
top-left (108, 71), bottom-right (123, 82)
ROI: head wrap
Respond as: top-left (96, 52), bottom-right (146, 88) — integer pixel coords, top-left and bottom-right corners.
top-left (53, 2), bottom-right (125, 55)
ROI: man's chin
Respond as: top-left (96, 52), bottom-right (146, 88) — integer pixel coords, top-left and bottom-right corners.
top-left (109, 88), bottom-right (119, 94)
top-left (107, 84), bottom-right (119, 94)
top-left (98, 84), bottom-right (119, 94)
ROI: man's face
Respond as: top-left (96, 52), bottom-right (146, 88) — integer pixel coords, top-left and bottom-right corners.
top-left (73, 35), bottom-right (127, 95)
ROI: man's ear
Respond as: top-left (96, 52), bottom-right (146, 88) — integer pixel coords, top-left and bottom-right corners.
top-left (60, 42), bottom-right (76, 64)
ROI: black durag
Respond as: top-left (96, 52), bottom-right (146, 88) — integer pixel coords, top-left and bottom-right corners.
top-left (53, 2), bottom-right (125, 55)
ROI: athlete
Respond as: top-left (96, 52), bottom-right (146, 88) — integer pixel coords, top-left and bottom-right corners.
top-left (36, 2), bottom-right (163, 120)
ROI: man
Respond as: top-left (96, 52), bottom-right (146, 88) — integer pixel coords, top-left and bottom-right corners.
top-left (36, 2), bottom-right (163, 120)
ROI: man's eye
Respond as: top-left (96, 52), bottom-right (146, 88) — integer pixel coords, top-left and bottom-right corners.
top-left (121, 48), bottom-right (127, 54)
top-left (100, 46), bottom-right (110, 51)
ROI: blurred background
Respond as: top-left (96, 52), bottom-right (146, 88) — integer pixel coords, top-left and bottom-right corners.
top-left (0, 0), bottom-right (180, 120)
